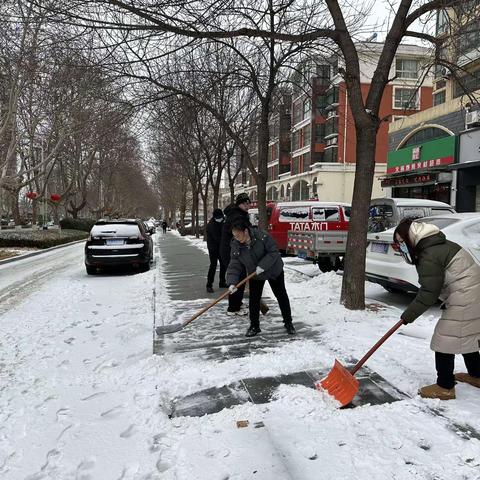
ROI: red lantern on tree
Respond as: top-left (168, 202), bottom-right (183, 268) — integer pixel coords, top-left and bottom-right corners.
top-left (50, 194), bottom-right (61, 202)
top-left (26, 191), bottom-right (38, 200)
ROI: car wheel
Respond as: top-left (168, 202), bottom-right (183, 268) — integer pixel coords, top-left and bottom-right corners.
top-left (140, 262), bottom-right (150, 272)
top-left (86, 266), bottom-right (96, 275)
top-left (317, 258), bottom-right (332, 273)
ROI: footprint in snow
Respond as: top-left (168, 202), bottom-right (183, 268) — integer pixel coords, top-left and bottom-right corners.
top-left (81, 392), bottom-right (107, 401)
top-left (119, 424), bottom-right (136, 438)
top-left (100, 405), bottom-right (125, 419)
top-left (56, 407), bottom-right (69, 421)
top-left (75, 458), bottom-right (96, 480)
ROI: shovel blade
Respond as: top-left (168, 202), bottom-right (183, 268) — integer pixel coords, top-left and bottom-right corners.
top-left (315, 359), bottom-right (359, 407)
top-left (155, 324), bottom-right (184, 335)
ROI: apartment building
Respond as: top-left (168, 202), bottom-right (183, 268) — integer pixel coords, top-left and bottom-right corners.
top-left (239, 42), bottom-right (434, 204)
top-left (386, 2), bottom-right (480, 210)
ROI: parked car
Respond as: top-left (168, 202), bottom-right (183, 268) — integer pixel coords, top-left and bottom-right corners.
top-left (365, 213), bottom-right (480, 293)
top-left (85, 219), bottom-right (153, 274)
top-left (249, 201), bottom-right (351, 254)
top-left (368, 198), bottom-right (455, 233)
top-left (143, 220), bottom-right (156, 234)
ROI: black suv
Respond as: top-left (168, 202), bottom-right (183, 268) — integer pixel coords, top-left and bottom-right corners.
top-left (85, 219), bottom-right (153, 274)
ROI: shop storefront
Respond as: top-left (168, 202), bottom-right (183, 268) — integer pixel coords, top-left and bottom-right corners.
top-left (383, 135), bottom-right (456, 203)
top-left (450, 127), bottom-right (480, 212)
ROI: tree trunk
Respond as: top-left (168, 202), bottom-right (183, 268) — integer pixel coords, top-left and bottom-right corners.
top-left (341, 124), bottom-right (378, 310)
top-left (32, 198), bottom-right (38, 225)
top-left (256, 109), bottom-right (269, 228)
top-left (229, 179), bottom-right (235, 204)
top-left (11, 191), bottom-right (20, 225)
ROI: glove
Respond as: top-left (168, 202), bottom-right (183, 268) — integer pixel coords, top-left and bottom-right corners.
top-left (228, 285), bottom-right (237, 294)
top-left (255, 266), bottom-right (265, 275)
top-left (401, 317), bottom-right (414, 325)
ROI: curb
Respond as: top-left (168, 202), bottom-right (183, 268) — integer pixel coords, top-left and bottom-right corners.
top-left (0, 238), bottom-right (87, 266)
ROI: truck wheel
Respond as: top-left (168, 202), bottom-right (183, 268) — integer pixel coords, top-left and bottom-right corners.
top-left (317, 258), bottom-right (332, 273)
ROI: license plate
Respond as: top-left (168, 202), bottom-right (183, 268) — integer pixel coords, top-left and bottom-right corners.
top-left (106, 239), bottom-right (124, 246)
top-left (371, 242), bottom-right (389, 254)
top-left (297, 250), bottom-right (307, 259)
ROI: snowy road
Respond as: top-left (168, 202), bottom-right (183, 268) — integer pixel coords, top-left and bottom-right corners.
top-left (0, 240), bottom-right (163, 479)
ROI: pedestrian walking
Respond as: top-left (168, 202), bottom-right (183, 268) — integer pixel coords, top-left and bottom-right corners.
top-left (394, 218), bottom-right (480, 400)
top-left (219, 193), bottom-right (253, 316)
top-left (226, 217), bottom-right (295, 337)
top-left (206, 208), bottom-right (227, 293)
top-left (161, 220), bottom-right (168, 234)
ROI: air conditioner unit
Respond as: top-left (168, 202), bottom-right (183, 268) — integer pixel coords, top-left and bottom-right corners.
top-left (466, 110), bottom-right (480, 128)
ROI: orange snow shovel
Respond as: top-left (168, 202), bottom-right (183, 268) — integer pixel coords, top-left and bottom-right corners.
top-left (156, 272), bottom-right (257, 335)
top-left (316, 319), bottom-right (404, 407)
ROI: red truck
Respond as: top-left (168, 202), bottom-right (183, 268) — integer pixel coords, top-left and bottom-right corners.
top-left (249, 201), bottom-right (351, 272)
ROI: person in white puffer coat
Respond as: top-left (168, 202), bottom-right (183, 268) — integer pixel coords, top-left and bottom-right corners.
top-left (393, 218), bottom-right (480, 400)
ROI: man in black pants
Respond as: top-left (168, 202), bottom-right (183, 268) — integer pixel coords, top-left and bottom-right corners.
top-left (219, 193), bottom-right (252, 315)
top-left (226, 217), bottom-right (295, 337)
top-left (206, 209), bottom-right (227, 293)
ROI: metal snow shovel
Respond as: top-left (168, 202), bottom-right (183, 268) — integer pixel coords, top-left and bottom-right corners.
top-left (155, 271), bottom-right (257, 335)
top-left (316, 319), bottom-right (404, 407)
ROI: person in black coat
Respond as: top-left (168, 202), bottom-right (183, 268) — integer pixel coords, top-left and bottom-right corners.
top-left (227, 217), bottom-right (295, 337)
top-left (219, 193), bottom-right (252, 315)
top-left (206, 209), bottom-right (227, 293)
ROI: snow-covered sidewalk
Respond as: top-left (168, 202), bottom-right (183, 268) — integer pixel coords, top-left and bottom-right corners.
top-left (0, 233), bottom-right (479, 479)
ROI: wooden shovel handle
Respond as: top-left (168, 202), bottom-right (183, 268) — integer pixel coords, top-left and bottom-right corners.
top-left (182, 271), bottom-right (257, 327)
top-left (351, 319), bottom-right (404, 375)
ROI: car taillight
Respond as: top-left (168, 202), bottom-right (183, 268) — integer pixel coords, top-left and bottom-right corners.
top-left (391, 242), bottom-right (400, 252)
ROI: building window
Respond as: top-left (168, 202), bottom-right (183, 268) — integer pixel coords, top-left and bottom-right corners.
top-left (292, 130), bottom-right (299, 151)
top-left (401, 127), bottom-right (450, 148)
top-left (453, 67), bottom-right (480, 98)
top-left (303, 98), bottom-right (312, 119)
top-left (395, 59), bottom-right (420, 79)
top-left (315, 123), bottom-right (325, 142)
top-left (326, 86), bottom-right (339, 106)
top-left (393, 87), bottom-right (419, 110)
top-left (436, 9), bottom-right (449, 36)
top-left (303, 152), bottom-right (311, 172)
top-left (457, 22), bottom-right (480, 63)
top-left (316, 95), bottom-right (327, 115)
top-left (391, 115), bottom-right (406, 122)
top-left (292, 100), bottom-right (302, 124)
top-left (325, 118), bottom-right (339, 137)
top-left (433, 90), bottom-right (446, 106)
top-left (291, 156), bottom-right (300, 175)
top-left (324, 147), bottom-right (337, 163)
top-left (304, 127), bottom-right (311, 147)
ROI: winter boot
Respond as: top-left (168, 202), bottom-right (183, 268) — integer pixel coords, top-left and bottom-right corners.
top-left (206, 285), bottom-right (214, 293)
top-left (418, 383), bottom-right (456, 400)
top-left (245, 326), bottom-right (261, 337)
top-left (455, 372), bottom-right (480, 388)
top-left (284, 323), bottom-right (296, 335)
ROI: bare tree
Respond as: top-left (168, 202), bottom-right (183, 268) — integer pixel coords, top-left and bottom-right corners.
top-left (31, 0), bottom-right (478, 309)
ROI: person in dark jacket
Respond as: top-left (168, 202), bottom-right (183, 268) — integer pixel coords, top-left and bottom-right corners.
top-left (161, 220), bottom-right (168, 233)
top-left (220, 193), bottom-right (252, 315)
top-left (394, 218), bottom-right (480, 400)
top-left (227, 217), bottom-right (295, 337)
top-left (206, 208), bottom-right (227, 293)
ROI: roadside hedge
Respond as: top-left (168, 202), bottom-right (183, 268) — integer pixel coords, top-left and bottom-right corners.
top-left (59, 217), bottom-right (96, 232)
top-left (0, 229), bottom-right (88, 249)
